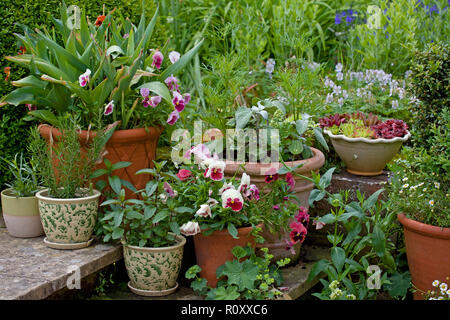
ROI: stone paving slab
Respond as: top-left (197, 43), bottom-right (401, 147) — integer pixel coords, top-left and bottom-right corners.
top-left (90, 244), bottom-right (330, 300)
top-left (0, 229), bottom-right (122, 300)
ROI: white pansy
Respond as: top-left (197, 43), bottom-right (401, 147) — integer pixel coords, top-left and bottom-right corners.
top-left (196, 204), bottom-right (212, 218)
top-left (180, 221), bottom-right (201, 236)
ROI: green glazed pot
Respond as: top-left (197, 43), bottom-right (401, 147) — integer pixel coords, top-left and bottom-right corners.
top-left (1, 188), bottom-right (44, 238)
top-left (36, 189), bottom-right (101, 249)
top-left (123, 234), bottom-right (186, 296)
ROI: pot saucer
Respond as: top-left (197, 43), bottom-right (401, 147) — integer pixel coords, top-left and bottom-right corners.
top-left (43, 237), bottom-right (93, 250)
top-left (128, 281), bottom-right (178, 297)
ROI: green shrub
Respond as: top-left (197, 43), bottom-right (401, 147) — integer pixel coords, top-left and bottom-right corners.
top-left (408, 42), bottom-right (450, 147)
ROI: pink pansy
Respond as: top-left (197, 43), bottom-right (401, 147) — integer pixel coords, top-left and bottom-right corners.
top-left (204, 160), bottom-right (225, 181)
top-left (196, 204), bottom-right (212, 218)
top-left (176, 169), bottom-right (192, 181)
top-left (163, 182), bottom-right (176, 197)
top-left (172, 91), bottom-right (186, 112)
top-left (103, 100), bottom-right (114, 116)
top-left (150, 96), bottom-right (162, 107)
top-left (313, 220), bottom-right (325, 230)
top-left (285, 239), bottom-right (296, 255)
top-left (184, 144), bottom-right (211, 161)
top-left (140, 88), bottom-right (150, 97)
top-left (180, 222), bottom-right (201, 236)
top-left (151, 50), bottom-right (164, 69)
top-left (79, 69), bottom-right (91, 87)
top-left (167, 110), bottom-right (180, 125)
top-left (222, 189), bottom-right (244, 212)
top-left (244, 184), bottom-right (260, 201)
top-left (295, 207), bottom-right (310, 228)
top-left (285, 172), bottom-right (295, 190)
top-left (26, 104), bottom-right (36, 111)
top-left (289, 221), bottom-right (307, 245)
top-left (164, 74), bottom-right (179, 92)
top-left (273, 205), bottom-right (280, 210)
top-left (265, 173), bottom-right (279, 184)
top-left (184, 93), bottom-right (191, 104)
top-left (238, 173), bottom-right (251, 194)
top-left (169, 51), bottom-right (181, 64)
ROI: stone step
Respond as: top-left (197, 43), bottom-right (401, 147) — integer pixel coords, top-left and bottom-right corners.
top-left (0, 229), bottom-right (122, 300)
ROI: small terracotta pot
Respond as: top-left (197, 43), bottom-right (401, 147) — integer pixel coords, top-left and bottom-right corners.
top-left (324, 129), bottom-right (410, 176)
top-left (36, 189), bottom-right (101, 249)
top-left (398, 213), bottom-right (450, 300)
top-left (193, 225), bottom-right (260, 288)
top-left (224, 147), bottom-right (325, 262)
top-left (1, 188), bottom-right (44, 238)
top-left (123, 235), bottom-right (186, 296)
top-left (38, 125), bottom-right (163, 195)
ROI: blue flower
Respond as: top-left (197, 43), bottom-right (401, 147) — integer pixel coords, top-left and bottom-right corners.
top-left (335, 13), bottom-right (342, 25)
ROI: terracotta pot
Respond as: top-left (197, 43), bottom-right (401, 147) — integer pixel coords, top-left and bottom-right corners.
top-left (193, 225), bottom-right (260, 288)
top-left (123, 235), bottom-right (186, 296)
top-left (325, 129), bottom-right (410, 176)
top-left (398, 213), bottom-right (450, 300)
top-left (38, 125), bottom-right (163, 194)
top-left (36, 189), bottom-right (101, 249)
top-left (224, 147), bottom-right (325, 262)
top-left (1, 188), bottom-right (44, 238)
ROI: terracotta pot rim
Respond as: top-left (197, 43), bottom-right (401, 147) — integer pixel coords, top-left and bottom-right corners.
top-left (324, 129), bottom-right (411, 144)
top-left (398, 213), bottom-right (450, 240)
top-left (36, 188), bottom-right (101, 203)
top-left (38, 124), bottom-right (164, 143)
top-left (224, 147), bottom-right (325, 175)
top-left (197, 223), bottom-right (263, 237)
top-left (123, 234), bottom-right (186, 252)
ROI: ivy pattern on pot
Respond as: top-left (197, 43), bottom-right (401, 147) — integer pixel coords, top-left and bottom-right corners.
top-left (38, 199), bottom-right (98, 243)
top-left (124, 242), bottom-right (184, 292)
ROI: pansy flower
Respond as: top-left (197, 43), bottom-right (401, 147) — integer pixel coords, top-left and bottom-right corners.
top-left (180, 221), bottom-right (201, 236)
top-left (151, 50), bottom-right (164, 69)
top-left (244, 184), bottom-right (260, 201)
top-left (221, 188), bottom-right (244, 212)
top-left (289, 221), bottom-right (307, 244)
top-left (295, 206), bottom-right (310, 228)
top-left (204, 160), bottom-right (226, 181)
top-left (103, 100), bottom-right (114, 116)
top-left (238, 173), bottom-right (251, 194)
top-left (176, 169), bottom-right (192, 181)
top-left (164, 74), bottom-right (179, 92)
top-left (195, 204), bottom-right (212, 218)
top-left (285, 172), bottom-right (295, 190)
top-left (172, 91), bottom-right (186, 112)
top-left (79, 69), bottom-right (91, 87)
top-left (265, 173), bottom-right (279, 183)
top-left (167, 110), bottom-right (180, 125)
top-left (169, 51), bottom-right (181, 64)
top-left (163, 182), bottom-right (176, 197)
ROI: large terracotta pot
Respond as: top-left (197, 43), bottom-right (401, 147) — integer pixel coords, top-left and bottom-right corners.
top-left (324, 129), bottom-right (410, 176)
top-left (1, 188), bottom-right (44, 238)
top-left (193, 225), bottom-right (259, 288)
top-left (123, 235), bottom-right (186, 297)
top-left (224, 147), bottom-right (325, 262)
top-left (36, 188), bottom-right (101, 249)
top-left (38, 125), bottom-right (163, 193)
top-left (398, 213), bottom-right (450, 300)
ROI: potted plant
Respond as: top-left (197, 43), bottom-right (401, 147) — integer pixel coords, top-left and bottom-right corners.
top-left (1, 1), bottom-right (202, 192)
top-left (97, 161), bottom-right (186, 297)
top-left (387, 42), bottom-right (450, 300)
top-left (174, 145), bottom-right (305, 287)
top-left (28, 115), bottom-right (110, 249)
top-left (320, 112), bottom-right (410, 176)
top-left (199, 99), bottom-right (326, 261)
top-left (0, 153), bottom-right (43, 238)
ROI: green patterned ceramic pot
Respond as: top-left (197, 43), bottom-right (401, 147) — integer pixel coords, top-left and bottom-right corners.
top-left (123, 234), bottom-right (186, 296)
top-left (36, 189), bottom-right (101, 249)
